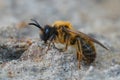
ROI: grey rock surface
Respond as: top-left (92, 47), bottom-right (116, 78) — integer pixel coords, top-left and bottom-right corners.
top-left (0, 0), bottom-right (120, 80)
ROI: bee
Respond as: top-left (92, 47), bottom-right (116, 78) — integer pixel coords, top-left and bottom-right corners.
top-left (29, 19), bottom-right (109, 69)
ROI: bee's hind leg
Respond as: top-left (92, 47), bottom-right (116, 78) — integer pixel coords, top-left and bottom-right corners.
top-left (76, 38), bottom-right (85, 69)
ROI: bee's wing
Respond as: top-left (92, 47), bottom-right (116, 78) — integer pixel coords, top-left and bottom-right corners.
top-left (65, 28), bottom-right (109, 50)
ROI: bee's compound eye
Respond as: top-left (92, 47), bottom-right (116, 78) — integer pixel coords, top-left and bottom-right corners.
top-left (45, 29), bottom-right (49, 34)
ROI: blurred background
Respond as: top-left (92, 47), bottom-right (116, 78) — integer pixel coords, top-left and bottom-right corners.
top-left (0, 0), bottom-right (120, 27)
top-left (0, 0), bottom-right (120, 49)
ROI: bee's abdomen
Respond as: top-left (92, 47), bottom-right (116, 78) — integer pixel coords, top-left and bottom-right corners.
top-left (81, 40), bottom-right (96, 64)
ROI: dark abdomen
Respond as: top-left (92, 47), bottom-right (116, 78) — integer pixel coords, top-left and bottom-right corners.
top-left (81, 39), bottom-right (96, 64)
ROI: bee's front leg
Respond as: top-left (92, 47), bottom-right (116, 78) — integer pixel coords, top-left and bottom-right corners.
top-left (53, 34), bottom-right (69, 52)
top-left (46, 34), bottom-right (56, 53)
top-left (46, 42), bottom-right (51, 53)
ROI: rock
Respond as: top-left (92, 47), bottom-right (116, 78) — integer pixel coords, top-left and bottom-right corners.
top-left (0, 39), bottom-right (31, 62)
top-left (0, 0), bottom-right (120, 80)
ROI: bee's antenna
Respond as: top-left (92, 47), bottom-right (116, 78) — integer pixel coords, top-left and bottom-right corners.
top-left (29, 19), bottom-right (43, 31)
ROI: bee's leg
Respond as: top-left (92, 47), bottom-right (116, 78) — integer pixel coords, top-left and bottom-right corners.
top-left (46, 34), bottom-right (56, 53)
top-left (52, 42), bottom-right (60, 50)
top-left (52, 42), bottom-right (65, 51)
top-left (52, 34), bottom-right (69, 52)
top-left (60, 34), bottom-right (69, 52)
top-left (46, 42), bottom-right (51, 52)
top-left (76, 38), bottom-right (84, 69)
top-left (52, 42), bottom-right (56, 48)
top-left (64, 34), bottom-right (69, 51)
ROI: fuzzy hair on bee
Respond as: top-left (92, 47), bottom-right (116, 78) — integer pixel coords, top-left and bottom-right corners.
top-left (29, 19), bottom-right (109, 69)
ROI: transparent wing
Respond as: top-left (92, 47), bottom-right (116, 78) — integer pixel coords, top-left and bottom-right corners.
top-left (62, 27), bottom-right (109, 50)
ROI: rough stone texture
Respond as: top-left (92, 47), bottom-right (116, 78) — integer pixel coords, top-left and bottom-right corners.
top-left (0, 39), bottom-right (31, 62)
top-left (0, 0), bottom-right (120, 80)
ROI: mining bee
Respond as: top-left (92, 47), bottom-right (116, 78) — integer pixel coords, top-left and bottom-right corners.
top-left (29, 19), bottom-right (109, 69)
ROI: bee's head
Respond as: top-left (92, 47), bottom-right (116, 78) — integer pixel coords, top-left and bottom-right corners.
top-left (40, 25), bottom-right (56, 43)
top-left (29, 19), bottom-right (57, 43)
